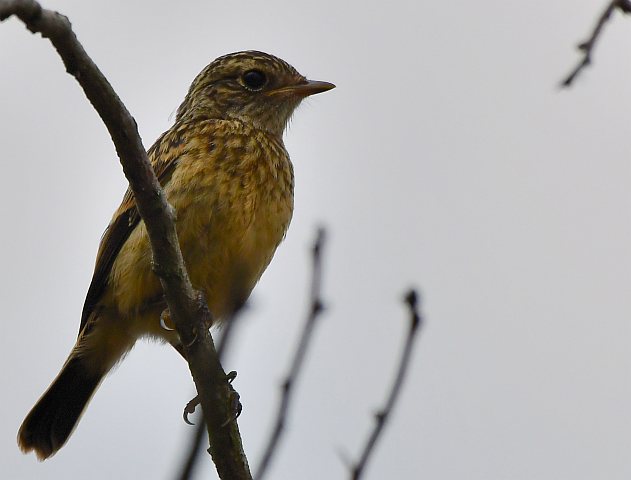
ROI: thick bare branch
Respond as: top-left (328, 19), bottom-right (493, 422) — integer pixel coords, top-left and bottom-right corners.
top-left (350, 289), bottom-right (423, 480)
top-left (561, 0), bottom-right (631, 87)
top-left (255, 228), bottom-right (327, 480)
top-left (0, 1), bottom-right (250, 478)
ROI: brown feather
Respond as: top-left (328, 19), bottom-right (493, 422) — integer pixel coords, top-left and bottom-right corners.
top-left (79, 125), bottom-right (188, 335)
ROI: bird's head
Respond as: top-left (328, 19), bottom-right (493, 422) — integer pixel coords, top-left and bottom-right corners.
top-left (176, 51), bottom-right (334, 137)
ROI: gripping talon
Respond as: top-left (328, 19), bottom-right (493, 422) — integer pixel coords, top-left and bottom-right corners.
top-left (183, 395), bottom-right (200, 425)
top-left (160, 309), bottom-right (175, 331)
top-left (183, 333), bottom-right (197, 348)
top-left (221, 371), bottom-right (242, 427)
top-left (221, 390), bottom-right (242, 427)
top-left (182, 372), bottom-right (240, 426)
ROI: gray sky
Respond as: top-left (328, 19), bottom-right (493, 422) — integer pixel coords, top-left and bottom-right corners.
top-left (2, 0), bottom-right (631, 478)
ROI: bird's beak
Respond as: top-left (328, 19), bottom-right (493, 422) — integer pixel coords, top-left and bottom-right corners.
top-left (267, 79), bottom-right (335, 97)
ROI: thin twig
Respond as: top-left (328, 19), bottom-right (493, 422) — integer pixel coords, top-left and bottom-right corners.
top-left (350, 289), bottom-right (423, 480)
top-left (177, 422), bottom-right (206, 480)
top-left (561, 0), bottom-right (631, 87)
top-left (0, 2), bottom-right (250, 478)
top-left (255, 228), bottom-right (327, 480)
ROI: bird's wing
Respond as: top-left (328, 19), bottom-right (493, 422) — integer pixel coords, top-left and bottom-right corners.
top-left (78, 124), bottom-right (190, 336)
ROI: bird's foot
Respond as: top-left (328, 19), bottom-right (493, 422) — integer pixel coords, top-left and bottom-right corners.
top-left (182, 371), bottom-right (241, 426)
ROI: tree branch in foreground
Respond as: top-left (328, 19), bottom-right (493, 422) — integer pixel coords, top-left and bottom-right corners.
top-left (0, 1), bottom-right (250, 478)
top-left (350, 289), bottom-right (423, 480)
top-left (255, 228), bottom-right (327, 480)
top-left (561, 0), bottom-right (631, 87)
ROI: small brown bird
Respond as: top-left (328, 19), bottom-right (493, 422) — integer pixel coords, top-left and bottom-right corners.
top-left (17, 50), bottom-right (334, 460)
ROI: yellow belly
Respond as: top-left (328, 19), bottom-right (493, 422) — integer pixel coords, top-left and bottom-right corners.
top-left (105, 120), bottom-right (294, 338)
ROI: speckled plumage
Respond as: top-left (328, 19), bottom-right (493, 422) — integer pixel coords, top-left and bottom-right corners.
top-left (105, 119), bottom-right (294, 332)
top-left (18, 51), bottom-right (333, 460)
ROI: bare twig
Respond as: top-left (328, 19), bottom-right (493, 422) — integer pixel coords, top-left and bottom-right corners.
top-left (350, 289), bottom-right (423, 480)
top-left (0, 2), bottom-right (250, 478)
top-left (177, 422), bottom-right (206, 480)
top-left (255, 228), bottom-right (327, 480)
top-left (561, 0), bottom-right (631, 87)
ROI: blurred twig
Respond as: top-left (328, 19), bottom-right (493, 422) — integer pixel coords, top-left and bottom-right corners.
top-left (561, 0), bottom-right (631, 87)
top-left (176, 307), bottom-right (245, 480)
top-left (177, 421), bottom-right (206, 480)
top-left (350, 289), bottom-right (423, 480)
top-left (255, 228), bottom-right (327, 480)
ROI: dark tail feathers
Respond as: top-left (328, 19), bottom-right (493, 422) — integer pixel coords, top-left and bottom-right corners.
top-left (18, 356), bottom-right (102, 460)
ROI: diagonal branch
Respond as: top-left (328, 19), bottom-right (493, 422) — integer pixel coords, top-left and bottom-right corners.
top-left (350, 289), bottom-right (423, 480)
top-left (0, 1), bottom-right (250, 478)
top-left (561, 0), bottom-right (631, 87)
top-left (255, 228), bottom-right (327, 480)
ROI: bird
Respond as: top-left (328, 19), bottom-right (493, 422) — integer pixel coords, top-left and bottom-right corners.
top-left (17, 50), bottom-right (334, 460)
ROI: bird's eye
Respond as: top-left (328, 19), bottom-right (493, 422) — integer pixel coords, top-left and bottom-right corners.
top-left (242, 70), bottom-right (267, 90)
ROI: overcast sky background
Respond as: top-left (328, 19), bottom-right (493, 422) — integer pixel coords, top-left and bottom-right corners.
top-left (3, 1), bottom-right (631, 479)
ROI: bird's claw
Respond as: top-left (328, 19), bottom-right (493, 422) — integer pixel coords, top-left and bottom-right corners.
top-left (183, 333), bottom-right (197, 348)
top-left (221, 379), bottom-right (242, 427)
top-left (160, 309), bottom-right (175, 331)
top-left (183, 395), bottom-right (200, 425)
top-left (182, 371), bottom-right (240, 426)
